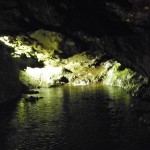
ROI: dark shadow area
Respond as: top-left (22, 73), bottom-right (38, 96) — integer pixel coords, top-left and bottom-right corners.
top-left (15, 54), bottom-right (44, 70)
top-left (0, 98), bottom-right (20, 150)
top-left (0, 0), bottom-right (136, 37)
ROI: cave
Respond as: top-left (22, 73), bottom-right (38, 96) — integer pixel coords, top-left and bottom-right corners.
top-left (0, 0), bottom-right (150, 150)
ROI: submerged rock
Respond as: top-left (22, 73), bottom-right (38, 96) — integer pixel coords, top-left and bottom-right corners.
top-left (24, 96), bottom-right (43, 103)
top-left (23, 90), bottom-right (39, 94)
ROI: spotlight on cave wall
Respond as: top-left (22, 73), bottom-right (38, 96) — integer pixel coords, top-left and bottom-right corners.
top-left (20, 66), bottom-right (65, 88)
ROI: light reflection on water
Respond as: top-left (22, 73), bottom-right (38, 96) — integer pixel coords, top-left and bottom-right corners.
top-left (0, 84), bottom-right (150, 150)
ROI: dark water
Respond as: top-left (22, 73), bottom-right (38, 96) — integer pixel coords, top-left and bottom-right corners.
top-left (0, 84), bottom-right (150, 150)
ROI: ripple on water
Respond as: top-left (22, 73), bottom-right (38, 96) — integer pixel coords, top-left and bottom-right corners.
top-left (0, 84), bottom-right (150, 150)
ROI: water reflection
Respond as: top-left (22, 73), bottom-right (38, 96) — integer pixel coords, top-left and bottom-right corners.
top-left (0, 84), bottom-right (150, 150)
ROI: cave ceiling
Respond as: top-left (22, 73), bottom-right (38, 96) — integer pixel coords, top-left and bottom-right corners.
top-left (0, 0), bottom-right (150, 76)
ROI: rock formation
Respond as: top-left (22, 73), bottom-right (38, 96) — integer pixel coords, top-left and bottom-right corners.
top-left (0, 0), bottom-right (150, 103)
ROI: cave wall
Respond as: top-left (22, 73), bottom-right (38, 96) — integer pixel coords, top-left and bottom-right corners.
top-left (104, 33), bottom-right (150, 76)
top-left (0, 42), bottom-right (20, 103)
top-left (0, 0), bottom-right (149, 77)
top-left (0, 0), bottom-right (150, 103)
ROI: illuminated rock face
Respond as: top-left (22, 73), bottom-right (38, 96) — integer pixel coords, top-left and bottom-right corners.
top-left (19, 66), bottom-right (69, 88)
top-left (0, 0), bottom-right (150, 102)
top-left (0, 43), bottom-right (20, 103)
top-left (102, 61), bottom-right (148, 95)
top-left (0, 30), bottom-right (148, 96)
top-left (0, 0), bottom-right (150, 76)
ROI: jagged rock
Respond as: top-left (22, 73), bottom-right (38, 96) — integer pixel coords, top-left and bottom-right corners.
top-left (102, 61), bottom-right (148, 95)
top-left (0, 30), bottom-right (148, 94)
top-left (0, 0), bottom-right (150, 101)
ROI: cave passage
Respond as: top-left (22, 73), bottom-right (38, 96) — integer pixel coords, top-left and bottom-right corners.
top-left (0, 0), bottom-right (150, 150)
